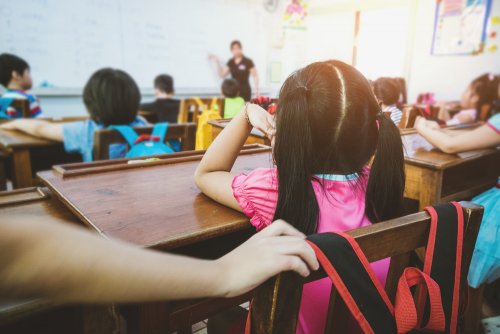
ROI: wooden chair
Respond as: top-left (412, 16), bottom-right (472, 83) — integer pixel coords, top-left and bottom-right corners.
top-left (248, 202), bottom-right (484, 334)
top-left (178, 98), bottom-right (223, 123)
top-left (93, 123), bottom-right (196, 161)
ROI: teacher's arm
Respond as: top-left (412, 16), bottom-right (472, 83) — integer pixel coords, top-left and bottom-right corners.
top-left (250, 67), bottom-right (259, 97)
top-left (208, 54), bottom-right (230, 78)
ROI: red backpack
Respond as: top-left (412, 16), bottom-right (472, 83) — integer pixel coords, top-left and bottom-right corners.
top-left (246, 202), bottom-right (465, 334)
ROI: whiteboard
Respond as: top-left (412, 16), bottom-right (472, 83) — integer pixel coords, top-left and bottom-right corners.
top-left (0, 0), bottom-right (267, 92)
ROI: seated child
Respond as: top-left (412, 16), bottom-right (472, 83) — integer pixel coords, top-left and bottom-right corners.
top-left (0, 68), bottom-right (147, 162)
top-left (196, 60), bottom-right (405, 334)
top-left (373, 77), bottom-right (403, 126)
top-left (0, 53), bottom-right (42, 118)
top-left (437, 73), bottom-right (499, 125)
top-left (221, 78), bottom-right (245, 118)
top-left (140, 74), bottom-right (180, 123)
top-left (415, 114), bottom-right (500, 289)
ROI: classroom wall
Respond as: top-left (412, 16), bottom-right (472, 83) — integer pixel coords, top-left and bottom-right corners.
top-left (407, 0), bottom-right (500, 102)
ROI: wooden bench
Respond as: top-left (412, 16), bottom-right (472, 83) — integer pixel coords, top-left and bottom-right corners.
top-left (178, 98), bottom-right (223, 124)
top-left (92, 123), bottom-right (196, 160)
top-left (249, 202), bottom-right (484, 334)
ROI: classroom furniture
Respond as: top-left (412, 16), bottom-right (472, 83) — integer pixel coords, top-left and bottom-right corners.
top-left (4, 99), bottom-right (31, 118)
top-left (92, 123), bottom-right (196, 160)
top-left (138, 110), bottom-right (159, 123)
top-left (402, 125), bottom-right (500, 210)
top-left (36, 145), bottom-right (271, 333)
top-left (248, 202), bottom-right (484, 334)
top-left (178, 98), bottom-right (223, 123)
top-left (0, 187), bottom-right (119, 334)
top-left (0, 127), bottom-right (81, 189)
top-left (208, 118), bottom-right (271, 146)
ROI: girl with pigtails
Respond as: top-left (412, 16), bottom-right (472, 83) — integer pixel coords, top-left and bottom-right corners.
top-left (195, 60), bottom-right (405, 334)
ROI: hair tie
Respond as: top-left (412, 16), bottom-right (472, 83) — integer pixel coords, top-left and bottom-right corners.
top-left (296, 86), bottom-right (308, 94)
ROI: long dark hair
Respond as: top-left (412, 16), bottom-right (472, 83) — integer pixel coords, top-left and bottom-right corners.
top-left (272, 60), bottom-right (405, 234)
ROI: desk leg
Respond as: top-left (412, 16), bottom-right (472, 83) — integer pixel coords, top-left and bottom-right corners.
top-left (11, 149), bottom-right (33, 189)
top-left (418, 169), bottom-right (443, 211)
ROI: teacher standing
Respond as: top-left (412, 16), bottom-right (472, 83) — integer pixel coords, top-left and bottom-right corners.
top-left (209, 40), bottom-right (259, 101)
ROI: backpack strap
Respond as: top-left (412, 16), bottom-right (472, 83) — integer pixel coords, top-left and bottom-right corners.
top-left (151, 122), bottom-right (169, 143)
top-left (307, 232), bottom-right (397, 333)
top-left (110, 125), bottom-right (139, 147)
top-left (420, 202), bottom-right (464, 334)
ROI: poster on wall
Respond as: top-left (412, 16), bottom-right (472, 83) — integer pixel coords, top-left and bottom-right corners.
top-left (431, 0), bottom-right (492, 55)
top-left (282, 0), bottom-right (309, 29)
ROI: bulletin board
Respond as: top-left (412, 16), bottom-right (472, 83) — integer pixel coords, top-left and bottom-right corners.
top-left (431, 0), bottom-right (492, 55)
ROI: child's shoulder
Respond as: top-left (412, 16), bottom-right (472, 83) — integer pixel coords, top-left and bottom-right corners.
top-left (2, 89), bottom-right (36, 101)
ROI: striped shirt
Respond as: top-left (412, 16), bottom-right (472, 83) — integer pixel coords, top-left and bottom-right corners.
top-left (384, 104), bottom-right (402, 126)
top-left (0, 89), bottom-right (42, 118)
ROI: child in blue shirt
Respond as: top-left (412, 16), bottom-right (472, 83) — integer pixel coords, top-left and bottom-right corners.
top-left (0, 53), bottom-right (42, 118)
top-left (0, 68), bottom-right (148, 161)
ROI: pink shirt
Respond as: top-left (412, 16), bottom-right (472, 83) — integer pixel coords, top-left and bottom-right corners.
top-left (232, 168), bottom-right (390, 334)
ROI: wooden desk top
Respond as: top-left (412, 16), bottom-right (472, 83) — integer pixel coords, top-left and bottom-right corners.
top-left (208, 119), bottom-right (266, 139)
top-left (38, 145), bottom-right (273, 250)
top-left (402, 126), bottom-right (500, 170)
top-left (0, 129), bottom-right (59, 150)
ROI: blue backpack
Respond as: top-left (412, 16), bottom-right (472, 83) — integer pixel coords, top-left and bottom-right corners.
top-left (112, 123), bottom-right (175, 158)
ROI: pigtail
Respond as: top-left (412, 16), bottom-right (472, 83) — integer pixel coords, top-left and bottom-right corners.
top-left (272, 86), bottom-right (319, 234)
top-left (365, 113), bottom-right (405, 223)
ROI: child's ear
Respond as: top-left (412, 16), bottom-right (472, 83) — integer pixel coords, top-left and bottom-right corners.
top-left (11, 70), bottom-right (21, 81)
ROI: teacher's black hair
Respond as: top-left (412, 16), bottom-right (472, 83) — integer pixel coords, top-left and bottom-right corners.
top-left (272, 60), bottom-right (405, 234)
top-left (230, 40), bottom-right (242, 49)
top-left (83, 68), bottom-right (140, 127)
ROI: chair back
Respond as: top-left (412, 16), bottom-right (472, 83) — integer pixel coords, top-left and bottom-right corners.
top-left (178, 98), bottom-right (223, 123)
top-left (248, 202), bottom-right (483, 333)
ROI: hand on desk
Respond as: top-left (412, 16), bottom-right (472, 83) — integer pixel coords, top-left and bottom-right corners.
top-left (415, 116), bottom-right (440, 131)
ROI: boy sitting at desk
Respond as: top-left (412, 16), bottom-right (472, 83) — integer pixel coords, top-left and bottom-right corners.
top-left (0, 68), bottom-right (148, 162)
top-left (0, 53), bottom-right (42, 118)
top-left (140, 74), bottom-right (180, 123)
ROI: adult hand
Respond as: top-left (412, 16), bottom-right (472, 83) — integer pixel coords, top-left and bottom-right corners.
top-left (216, 220), bottom-right (319, 297)
top-left (208, 53), bottom-right (219, 62)
top-left (246, 103), bottom-right (275, 140)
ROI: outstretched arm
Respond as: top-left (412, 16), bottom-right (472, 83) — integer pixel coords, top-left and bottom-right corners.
top-left (0, 217), bottom-right (317, 302)
top-left (0, 119), bottom-right (63, 142)
top-left (194, 104), bottom-right (275, 211)
top-left (415, 116), bottom-right (500, 154)
top-left (208, 54), bottom-right (230, 78)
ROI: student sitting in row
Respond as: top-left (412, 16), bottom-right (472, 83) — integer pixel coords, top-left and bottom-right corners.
top-left (373, 77), bottom-right (403, 126)
top-left (0, 53), bottom-right (42, 118)
top-left (437, 73), bottom-right (499, 125)
top-left (140, 74), bottom-right (180, 123)
top-left (195, 60), bottom-right (405, 334)
top-left (0, 68), bottom-right (147, 162)
top-left (221, 78), bottom-right (245, 118)
top-left (415, 113), bottom-right (500, 290)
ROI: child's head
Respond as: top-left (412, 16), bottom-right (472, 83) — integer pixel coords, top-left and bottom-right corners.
top-left (230, 40), bottom-right (243, 58)
top-left (154, 74), bottom-right (174, 96)
top-left (461, 73), bottom-right (500, 110)
top-left (272, 60), bottom-right (405, 234)
top-left (0, 53), bottom-right (33, 90)
top-left (83, 68), bottom-right (140, 126)
top-left (221, 78), bottom-right (240, 98)
top-left (373, 77), bottom-right (400, 107)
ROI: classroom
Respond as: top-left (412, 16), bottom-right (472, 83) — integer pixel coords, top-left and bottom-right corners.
top-left (0, 0), bottom-right (499, 333)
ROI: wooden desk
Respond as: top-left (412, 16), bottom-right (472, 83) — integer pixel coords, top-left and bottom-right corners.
top-left (209, 119), bottom-right (271, 146)
top-left (0, 127), bottom-right (81, 189)
top-left (38, 145), bottom-right (271, 250)
top-left (402, 127), bottom-right (500, 210)
top-left (0, 187), bottom-right (118, 334)
top-left (36, 145), bottom-right (271, 332)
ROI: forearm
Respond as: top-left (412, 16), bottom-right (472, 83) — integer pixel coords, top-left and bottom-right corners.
top-left (1, 119), bottom-right (63, 141)
top-left (0, 218), bottom-right (225, 302)
top-left (418, 126), bottom-right (458, 153)
top-left (195, 109), bottom-right (251, 177)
